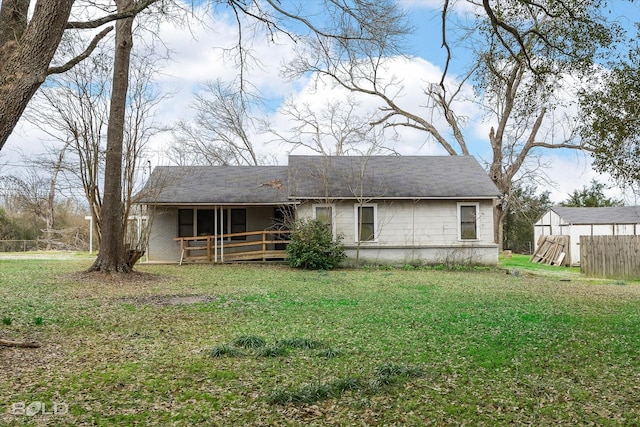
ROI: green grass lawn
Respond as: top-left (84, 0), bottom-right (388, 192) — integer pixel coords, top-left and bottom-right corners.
top-left (1, 256), bottom-right (639, 426)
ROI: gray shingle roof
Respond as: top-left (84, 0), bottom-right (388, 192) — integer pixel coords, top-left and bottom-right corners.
top-left (137, 156), bottom-right (500, 205)
top-left (288, 155), bottom-right (500, 199)
top-left (137, 166), bottom-right (290, 204)
top-left (551, 206), bottom-right (640, 224)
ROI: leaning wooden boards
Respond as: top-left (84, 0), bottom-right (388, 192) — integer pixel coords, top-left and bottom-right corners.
top-left (530, 235), bottom-right (570, 266)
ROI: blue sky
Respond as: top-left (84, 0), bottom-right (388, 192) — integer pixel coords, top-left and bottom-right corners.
top-left (396, 0), bottom-right (639, 203)
top-left (1, 0), bottom-right (638, 204)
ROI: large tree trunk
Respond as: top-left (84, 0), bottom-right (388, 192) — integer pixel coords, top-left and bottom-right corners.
top-left (88, 0), bottom-right (134, 273)
top-left (0, 0), bottom-right (74, 150)
top-left (494, 202), bottom-right (507, 251)
top-left (0, 0), bottom-right (29, 48)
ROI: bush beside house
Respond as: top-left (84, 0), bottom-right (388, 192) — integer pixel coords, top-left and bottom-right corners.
top-left (287, 218), bottom-right (346, 270)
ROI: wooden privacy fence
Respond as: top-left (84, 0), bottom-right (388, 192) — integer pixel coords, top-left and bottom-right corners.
top-left (580, 235), bottom-right (640, 279)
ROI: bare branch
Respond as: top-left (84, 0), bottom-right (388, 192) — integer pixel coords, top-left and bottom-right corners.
top-left (66, 0), bottom-right (159, 29)
top-left (47, 26), bottom-right (113, 75)
top-left (439, 0), bottom-right (452, 88)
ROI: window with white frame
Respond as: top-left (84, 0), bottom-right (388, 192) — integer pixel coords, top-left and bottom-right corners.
top-left (355, 204), bottom-right (376, 242)
top-left (458, 203), bottom-right (479, 240)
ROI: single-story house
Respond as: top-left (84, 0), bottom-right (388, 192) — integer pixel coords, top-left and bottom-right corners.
top-left (136, 155), bottom-right (501, 266)
top-left (534, 206), bottom-right (640, 266)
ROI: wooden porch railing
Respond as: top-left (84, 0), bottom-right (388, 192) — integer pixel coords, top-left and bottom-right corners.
top-left (173, 230), bottom-right (290, 264)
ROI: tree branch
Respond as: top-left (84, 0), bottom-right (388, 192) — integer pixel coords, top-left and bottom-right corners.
top-left (439, 0), bottom-right (452, 88)
top-left (47, 27), bottom-right (113, 75)
top-left (0, 338), bottom-right (40, 348)
top-left (66, 0), bottom-right (158, 29)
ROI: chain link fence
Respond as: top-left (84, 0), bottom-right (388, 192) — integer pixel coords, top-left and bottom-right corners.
top-left (0, 240), bottom-right (44, 252)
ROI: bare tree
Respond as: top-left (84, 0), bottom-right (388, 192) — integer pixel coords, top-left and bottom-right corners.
top-left (25, 36), bottom-right (166, 252)
top-left (0, 0), bottom-right (162, 150)
top-left (285, 0), bottom-right (614, 248)
top-left (345, 152), bottom-right (385, 268)
top-left (168, 79), bottom-right (263, 166)
top-left (122, 46), bottom-right (170, 249)
top-left (1, 0), bottom-right (409, 153)
top-left (268, 95), bottom-right (398, 157)
top-left (0, 172), bottom-right (49, 236)
top-left (0, 149), bottom-right (70, 249)
top-left (26, 49), bottom-right (109, 245)
top-left (3, 0), bottom-right (414, 274)
top-left (18, 2), bottom-right (164, 271)
top-left (32, 146), bottom-right (69, 249)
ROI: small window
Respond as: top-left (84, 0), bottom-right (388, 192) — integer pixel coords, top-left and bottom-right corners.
top-left (314, 205), bottom-right (333, 230)
top-left (273, 206), bottom-right (293, 229)
top-left (459, 204), bottom-right (478, 240)
top-left (355, 205), bottom-right (376, 242)
top-left (178, 209), bottom-right (194, 237)
top-left (230, 208), bottom-right (246, 240)
top-left (197, 209), bottom-right (215, 236)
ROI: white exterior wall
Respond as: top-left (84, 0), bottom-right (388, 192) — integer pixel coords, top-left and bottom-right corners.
top-left (145, 206), bottom-right (284, 262)
top-left (147, 207), bottom-right (181, 262)
top-left (534, 210), bottom-right (640, 266)
top-left (147, 200), bottom-right (498, 265)
top-left (568, 225), bottom-right (591, 266)
top-left (300, 199), bottom-right (498, 265)
top-left (533, 210), bottom-right (559, 243)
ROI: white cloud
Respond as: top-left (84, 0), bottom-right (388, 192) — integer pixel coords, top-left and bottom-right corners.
top-left (1, 0), bottom-right (632, 209)
top-left (529, 151), bottom-right (626, 204)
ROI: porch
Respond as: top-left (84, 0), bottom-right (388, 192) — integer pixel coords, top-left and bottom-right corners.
top-left (174, 229), bottom-right (291, 264)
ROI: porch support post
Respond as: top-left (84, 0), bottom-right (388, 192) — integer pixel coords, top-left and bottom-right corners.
top-left (262, 231), bottom-right (267, 261)
top-left (220, 206), bottom-right (224, 263)
top-left (214, 207), bottom-right (218, 263)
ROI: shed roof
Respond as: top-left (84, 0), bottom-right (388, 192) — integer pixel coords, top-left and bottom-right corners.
top-left (287, 155), bottom-right (500, 199)
top-left (551, 206), bottom-right (640, 225)
top-left (137, 155), bottom-right (500, 205)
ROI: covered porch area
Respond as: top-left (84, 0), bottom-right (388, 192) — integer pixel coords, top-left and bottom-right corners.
top-left (144, 204), bottom-right (294, 264)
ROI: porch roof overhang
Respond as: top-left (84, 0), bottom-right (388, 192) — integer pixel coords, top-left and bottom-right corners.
top-left (135, 165), bottom-right (291, 206)
top-left (140, 201), bottom-right (299, 207)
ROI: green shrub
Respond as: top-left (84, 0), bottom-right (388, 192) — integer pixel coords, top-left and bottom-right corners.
top-left (286, 218), bottom-right (346, 270)
top-left (232, 335), bottom-right (266, 349)
top-left (255, 345), bottom-right (288, 357)
top-left (267, 377), bottom-right (363, 405)
top-left (277, 337), bottom-right (324, 350)
top-left (209, 345), bottom-right (244, 358)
